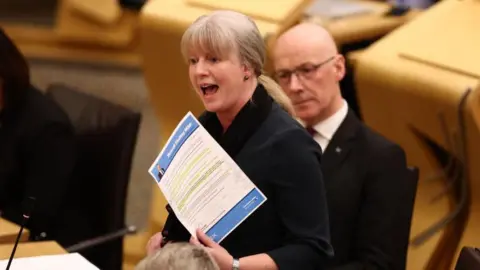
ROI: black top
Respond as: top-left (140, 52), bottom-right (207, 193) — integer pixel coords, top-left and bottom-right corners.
top-left (164, 84), bottom-right (333, 269)
top-left (0, 86), bottom-right (76, 240)
top-left (320, 109), bottom-right (408, 270)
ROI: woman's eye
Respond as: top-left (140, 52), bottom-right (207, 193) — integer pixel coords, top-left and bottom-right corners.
top-left (189, 58), bottom-right (197, 64)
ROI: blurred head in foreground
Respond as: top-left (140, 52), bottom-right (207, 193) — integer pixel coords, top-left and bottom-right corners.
top-left (136, 242), bottom-right (219, 270)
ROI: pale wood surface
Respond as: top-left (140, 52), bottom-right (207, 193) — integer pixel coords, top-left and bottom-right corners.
top-left (0, 23), bottom-right (141, 68)
top-left (123, 232), bottom-right (148, 266)
top-left (346, 49), bottom-right (366, 67)
top-left (0, 0), bottom-right (142, 67)
top-left (0, 218), bottom-right (29, 244)
top-left (1, 0), bottom-right (418, 68)
top-left (304, 0), bottom-right (421, 46)
top-left (0, 241), bottom-right (66, 260)
top-left (55, 0), bottom-right (137, 48)
top-left (187, 0), bottom-right (314, 24)
top-left (354, 0), bottom-right (480, 269)
top-left (395, 0), bottom-right (480, 79)
top-left (68, 0), bottom-right (121, 25)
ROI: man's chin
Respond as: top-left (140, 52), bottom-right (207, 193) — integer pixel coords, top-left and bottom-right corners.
top-left (294, 105), bottom-right (313, 116)
top-left (295, 110), bottom-right (317, 124)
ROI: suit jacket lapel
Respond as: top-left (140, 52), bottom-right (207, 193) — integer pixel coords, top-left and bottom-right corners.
top-left (321, 109), bottom-right (361, 178)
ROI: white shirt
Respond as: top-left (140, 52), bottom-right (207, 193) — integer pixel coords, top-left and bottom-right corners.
top-left (300, 99), bottom-right (348, 151)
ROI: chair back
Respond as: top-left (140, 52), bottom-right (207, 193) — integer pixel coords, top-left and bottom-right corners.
top-left (455, 247), bottom-right (480, 270)
top-left (46, 83), bottom-right (141, 270)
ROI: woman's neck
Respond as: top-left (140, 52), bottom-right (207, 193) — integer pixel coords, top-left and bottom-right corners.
top-left (217, 79), bottom-right (257, 132)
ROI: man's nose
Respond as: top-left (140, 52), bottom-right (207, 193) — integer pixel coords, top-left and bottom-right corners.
top-left (288, 73), bottom-right (303, 92)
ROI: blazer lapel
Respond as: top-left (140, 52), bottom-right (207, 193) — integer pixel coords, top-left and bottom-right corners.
top-left (199, 83), bottom-right (272, 159)
top-left (321, 109), bottom-right (361, 178)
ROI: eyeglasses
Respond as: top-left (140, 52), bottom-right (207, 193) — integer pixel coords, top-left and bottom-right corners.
top-left (274, 56), bottom-right (336, 85)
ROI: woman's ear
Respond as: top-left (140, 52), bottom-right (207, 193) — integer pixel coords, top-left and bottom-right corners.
top-left (241, 63), bottom-right (253, 80)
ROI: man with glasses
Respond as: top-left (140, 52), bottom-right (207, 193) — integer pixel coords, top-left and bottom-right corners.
top-left (272, 22), bottom-right (409, 269)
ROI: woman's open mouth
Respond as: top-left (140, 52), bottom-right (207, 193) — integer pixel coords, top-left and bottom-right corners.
top-left (200, 84), bottom-right (219, 96)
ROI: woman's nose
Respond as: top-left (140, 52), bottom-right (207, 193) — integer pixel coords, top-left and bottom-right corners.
top-left (194, 61), bottom-right (209, 76)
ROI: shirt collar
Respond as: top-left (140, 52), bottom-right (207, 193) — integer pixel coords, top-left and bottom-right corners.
top-left (299, 99), bottom-right (348, 140)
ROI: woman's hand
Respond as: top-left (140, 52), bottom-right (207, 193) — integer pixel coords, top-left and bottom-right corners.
top-left (190, 229), bottom-right (233, 270)
top-left (146, 232), bottom-right (164, 256)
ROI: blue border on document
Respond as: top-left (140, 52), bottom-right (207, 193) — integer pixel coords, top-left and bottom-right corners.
top-left (153, 114), bottom-right (199, 183)
top-left (206, 188), bottom-right (266, 243)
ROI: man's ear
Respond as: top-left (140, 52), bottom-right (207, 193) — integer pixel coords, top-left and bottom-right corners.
top-left (334, 55), bottom-right (346, 81)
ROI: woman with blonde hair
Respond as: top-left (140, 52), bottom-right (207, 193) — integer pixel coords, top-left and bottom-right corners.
top-left (147, 10), bottom-right (333, 270)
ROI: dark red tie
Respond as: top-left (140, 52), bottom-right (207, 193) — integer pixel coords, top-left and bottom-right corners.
top-left (306, 127), bottom-right (316, 136)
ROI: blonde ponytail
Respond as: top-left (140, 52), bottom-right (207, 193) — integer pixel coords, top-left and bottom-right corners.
top-left (258, 75), bottom-right (295, 116)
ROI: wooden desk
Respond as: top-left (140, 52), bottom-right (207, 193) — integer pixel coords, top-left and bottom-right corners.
top-left (0, 23), bottom-right (142, 68)
top-left (0, 241), bottom-right (66, 260)
top-left (0, 0), bottom-right (142, 68)
top-left (304, 1), bottom-right (421, 46)
top-left (354, 0), bottom-right (480, 268)
top-left (0, 218), bottom-right (29, 244)
top-left (54, 0), bottom-right (138, 48)
top-left (347, 49), bottom-right (366, 67)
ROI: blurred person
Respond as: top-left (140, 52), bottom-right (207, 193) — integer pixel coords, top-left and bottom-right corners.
top-left (272, 22), bottom-right (409, 269)
top-left (0, 27), bottom-right (76, 241)
top-left (136, 242), bottom-right (219, 270)
top-left (146, 10), bottom-right (333, 270)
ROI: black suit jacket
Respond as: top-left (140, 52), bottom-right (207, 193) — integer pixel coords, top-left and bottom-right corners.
top-left (0, 86), bottom-right (76, 240)
top-left (163, 84), bottom-right (333, 270)
top-left (322, 109), bottom-right (408, 270)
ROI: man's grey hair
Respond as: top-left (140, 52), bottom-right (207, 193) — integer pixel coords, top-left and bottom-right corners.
top-left (135, 243), bottom-right (219, 270)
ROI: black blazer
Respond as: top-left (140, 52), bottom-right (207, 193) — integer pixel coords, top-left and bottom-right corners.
top-left (164, 84), bottom-right (333, 270)
top-left (0, 86), bottom-right (76, 240)
top-left (322, 109), bottom-right (408, 269)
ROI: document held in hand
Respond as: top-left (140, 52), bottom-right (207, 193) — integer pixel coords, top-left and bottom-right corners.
top-left (149, 112), bottom-right (267, 243)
